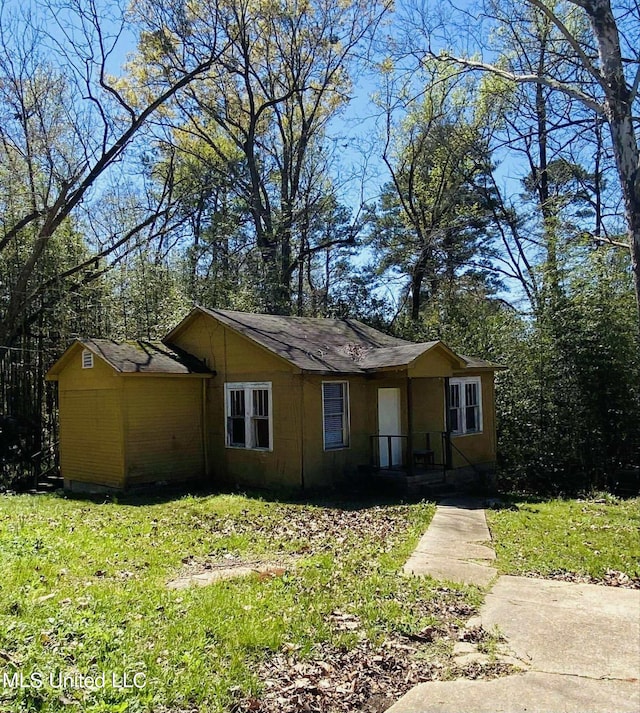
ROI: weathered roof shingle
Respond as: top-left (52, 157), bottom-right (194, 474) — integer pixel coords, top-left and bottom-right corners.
top-left (188, 308), bottom-right (503, 373)
top-left (81, 338), bottom-right (211, 374)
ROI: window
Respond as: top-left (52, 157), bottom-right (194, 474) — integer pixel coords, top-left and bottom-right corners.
top-left (225, 383), bottom-right (272, 450)
top-left (322, 381), bottom-right (349, 449)
top-left (449, 377), bottom-right (482, 435)
top-left (82, 349), bottom-right (93, 369)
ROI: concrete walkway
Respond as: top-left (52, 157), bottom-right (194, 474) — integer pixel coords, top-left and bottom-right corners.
top-left (403, 498), bottom-right (497, 587)
top-left (390, 498), bottom-right (640, 713)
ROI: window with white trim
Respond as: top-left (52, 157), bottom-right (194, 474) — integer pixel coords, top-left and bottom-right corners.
top-left (225, 382), bottom-right (272, 450)
top-left (322, 381), bottom-right (349, 449)
top-left (449, 377), bottom-right (482, 435)
top-left (81, 349), bottom-right (93, 369)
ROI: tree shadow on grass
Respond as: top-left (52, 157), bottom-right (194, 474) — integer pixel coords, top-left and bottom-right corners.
top-left (55, 479), bottom-right (437, 510)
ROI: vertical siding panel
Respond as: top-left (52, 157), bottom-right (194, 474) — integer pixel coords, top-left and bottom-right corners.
top-left (59, 388), bottom-right (125, 487)
top-left (124, 377), bottom-right (205, 485)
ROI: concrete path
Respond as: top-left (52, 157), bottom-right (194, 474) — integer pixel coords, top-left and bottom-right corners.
top-left (390, 499), bottom-right (640, 713)
top-left (403, 498), bottom-right (497, 587)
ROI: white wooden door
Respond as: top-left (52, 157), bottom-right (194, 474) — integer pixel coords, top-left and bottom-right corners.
top-left (378, 388), bottom-right (402, 468)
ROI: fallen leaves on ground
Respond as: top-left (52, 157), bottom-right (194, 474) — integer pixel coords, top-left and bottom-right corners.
top-left (190, 504), bottom-right (418, 556)
top-left (234, 627), bottom-right (519, 713)
top-left (232, 583), bottom-right (491, 713)
top-left (234, 636), bottom-right (440, 713)
top-left (451, 660), bottom-right (520, 681)
top-left (525, 568), bottom-right (640, 589)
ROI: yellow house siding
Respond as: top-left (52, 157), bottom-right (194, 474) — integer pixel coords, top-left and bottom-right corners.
top-left (301, 374), bottom-right (370, 487)
top-left (55, 346), bottom-right (124, 487)
top-left (212, 374), bottom-right (303, 489)
top-left (172, 317), bottom-right (302, 488)
top-left (409, 377), bottom-right (448, 464)
top-left (170, 313), bottom-right (295, 375)
top-left (449, 372), bottom-right (496, 467)
top-left (57, 348), bottom-right (120, 391)
top-left (410, 377), bottom-right (446, 434)
top-left (123, 378), bottom-right (205, 485)
top-left (407, 348), bottom-right (456, 378)
top-left (58, 388), bottom-right (125, 488)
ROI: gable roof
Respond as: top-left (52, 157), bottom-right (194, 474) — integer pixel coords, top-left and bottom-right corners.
top-left (165, 307), bottom-right (504, 374)
top-left (47, 338), bottom-right (212, 378)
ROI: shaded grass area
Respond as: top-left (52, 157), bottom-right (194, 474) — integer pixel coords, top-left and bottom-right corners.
top-left (486, 495), bottom-right (640, 581)
top-left (0, 492), bottom-right (480, 712)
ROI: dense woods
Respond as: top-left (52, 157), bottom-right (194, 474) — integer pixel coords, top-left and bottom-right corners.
top-left (1, 0), bottom-right (638, 492)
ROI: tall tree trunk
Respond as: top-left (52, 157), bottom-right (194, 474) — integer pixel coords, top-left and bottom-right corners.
top-left (583, 0), bottom-right (640, 326)
top-left (410, 245), bottom-right (434, 321)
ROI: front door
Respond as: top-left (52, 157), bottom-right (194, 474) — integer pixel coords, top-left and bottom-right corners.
top-left (378, 387), bottom-right (402, 468)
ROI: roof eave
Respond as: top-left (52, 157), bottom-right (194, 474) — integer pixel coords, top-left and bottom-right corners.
top-left (454, 364), bottom-right (508, 374)
top-left (119, 370), bottom-right (215, 378)
top-left (362, 363), bottom-right (410, 373)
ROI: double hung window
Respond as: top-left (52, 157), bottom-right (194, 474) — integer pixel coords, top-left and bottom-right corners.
top-left (225, 382), bottom-right (272, 450)
top-left (449, 377), bottom-right (482, 435)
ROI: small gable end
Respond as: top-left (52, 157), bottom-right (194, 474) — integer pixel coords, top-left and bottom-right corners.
top-left (407, 343), bottom-right (463, 378)
top-left (167, 311), bottom-right (298, 378)
top-left (47, 342), bottom-right (119, 391)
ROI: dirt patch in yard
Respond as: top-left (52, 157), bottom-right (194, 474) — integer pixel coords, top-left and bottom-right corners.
top-left (167, 554), bottom-right (298, 589)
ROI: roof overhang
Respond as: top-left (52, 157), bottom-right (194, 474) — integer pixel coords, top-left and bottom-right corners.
top-left (46, 339), bottom-right (214, 380)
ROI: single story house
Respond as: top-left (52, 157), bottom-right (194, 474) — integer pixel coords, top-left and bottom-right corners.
top-left (46, 307), bottom-right (505, 493)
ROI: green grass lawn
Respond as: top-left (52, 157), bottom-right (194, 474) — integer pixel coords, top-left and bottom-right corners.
top-left (486, 495), bottom-right (640, 582)
top-left (0, 492), bottom-right (479, 712)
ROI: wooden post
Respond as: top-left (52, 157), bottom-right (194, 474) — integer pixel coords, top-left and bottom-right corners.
top-left (443, 377), bottom-right (452, 470)
top-left (407, 377), bottom-right (414, 476)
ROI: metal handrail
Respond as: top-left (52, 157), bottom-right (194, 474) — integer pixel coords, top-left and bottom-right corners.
top-left (447, 435), bottom-right (481, 475)
top-left (370, 432), bottom-right (448, 474)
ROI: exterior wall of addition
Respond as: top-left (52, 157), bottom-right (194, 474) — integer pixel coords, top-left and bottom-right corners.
top-left (171, 314), bottom-right (303, 488)
top-left (57, 348), bottom-right (125, 489)
top-left (123, 377), bottom-right (205, 486)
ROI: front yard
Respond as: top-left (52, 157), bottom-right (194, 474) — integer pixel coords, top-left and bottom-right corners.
top-left (0, 492), bottom-right (480, 713)
top-left (2, 491), bottom-right (637, 712)
top-left (486, 495), bottom-right (640, 584)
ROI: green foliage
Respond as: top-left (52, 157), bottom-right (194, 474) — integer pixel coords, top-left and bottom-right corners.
top-left (109, 252), bottom-right (190, 340)
top-left (497, 249), bottom-right (638, 493)
top-left (389, 238), bottom-right (638, 495)
top-left (369, 73), bottom-right (502, 321)
top-left (487, 496), bottom-right (640, 580)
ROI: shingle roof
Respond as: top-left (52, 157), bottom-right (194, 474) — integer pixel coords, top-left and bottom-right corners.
top-left (459, 354), bottom-right (507, 370)
top-left (356, 342), bottom-right (440, 370)
top-left (187, 308), bottom-right (503, 373)
top-left (198, 308), bottom-right (409, 373)
top-left (81, 339), bottom-right (211, 375)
